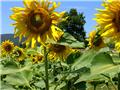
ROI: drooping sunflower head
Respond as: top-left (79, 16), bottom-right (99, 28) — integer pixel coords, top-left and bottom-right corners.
top-left (32, 53), bottom-right (44, 64)
top-left (95, 0), bottom-right (120, 42)
top-left (10, 0), bottom-right (65, 48)
top-left (48, 44), bottom-right (73, 61)
top-left (13, 46), bottom-right (25, 62)
top-left (1, 40), bottom-right (14, 55)
top-left (88, 30), bottom-right (105, 49)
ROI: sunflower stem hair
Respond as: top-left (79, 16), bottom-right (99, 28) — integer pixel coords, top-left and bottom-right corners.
top-left (44, 46), bottom-right (49, 90)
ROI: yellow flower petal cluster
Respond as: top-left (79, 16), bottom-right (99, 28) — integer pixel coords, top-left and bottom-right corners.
top-left (48, 44), bottom-right (73, 61)
top-left (1, 40), bottom-right (14, 55)
top-left (88, 30), bottom-right (105, 49)
top-left (13, 46), bottom-right (25, 61)
top-left (10, 0), bottom-right (65, 48)
top-left (95, 0), bottom-right (120, 51)
top-left (32, 53), bottom-right (44, 63)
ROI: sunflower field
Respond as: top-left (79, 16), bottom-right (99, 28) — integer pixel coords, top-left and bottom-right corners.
top-left (0, 0), bottom-right (120, 90)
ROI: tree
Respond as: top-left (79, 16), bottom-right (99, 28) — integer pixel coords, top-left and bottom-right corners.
top-left (58, 8), bottom-right (86, 42)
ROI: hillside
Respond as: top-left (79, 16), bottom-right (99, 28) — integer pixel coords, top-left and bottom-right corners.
top-left (0, 34), bottom-right (41, 47)
top-left (0, 34), bottom-right (25, 46)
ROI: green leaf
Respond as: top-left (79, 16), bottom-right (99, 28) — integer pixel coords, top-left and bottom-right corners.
top-left (34, 79), bottom-right (45, 89)
top-left (74, 81), bottom-right (86, 90)
top-left (98, 47), bottom-right (110, 52)
top-left (90, 52), bottom-right (120, 77)
top-left (26, 48), bottom-right (37, 55)
top-left (91, 52), bottom-right (113, 65)
top-left (66, 51), bottom-right (81, 64)
top-left (1, 65), bottom-right (31, 75)
top-left (112, 53), bottom-right (120, 64)
top-left (4, 61), bottom-right (18, 68)
top-left (55, 82), bottom-right (66, 90)
top-left (72, 49), bottom-right (97, 69)
top-left (0, 81), bottom-right (16, 90)
top-left (75, 52), bottom-right (120, 83)
top-left (58, 33), bottom-right (85, 48)
top-left (4, 70), bottom-right (33, 86)
top-left (70, 67), bottom-right (90, 74)
top-left (0, 61), bottom-right (32, 75)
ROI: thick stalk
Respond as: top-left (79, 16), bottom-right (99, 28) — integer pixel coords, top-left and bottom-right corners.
top-left (44, 46), bottom-right (49, 90)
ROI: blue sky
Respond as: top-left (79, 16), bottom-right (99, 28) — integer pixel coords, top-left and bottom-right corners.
top-left (1, 0), bottom-right (103, 36)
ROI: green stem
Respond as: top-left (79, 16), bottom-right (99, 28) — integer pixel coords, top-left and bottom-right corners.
top-left (101, 74), bottom-right (117, 90)
top-left (118, 53), bottom-right (120, 90)
top-left (93, 85), bottom-right (96, 90)
top-left (28, 83), bottom-right (34, 90)
top-left (44, 46), bottom-right (49, 90)
top-left (118, 73), bottom-right (120, 90)
top-left (106, 83), bottom-right (111, 90)
top-left (109, 79), bottom-right (117, 90)
top-left (7, 54), bottom-right (11, 61)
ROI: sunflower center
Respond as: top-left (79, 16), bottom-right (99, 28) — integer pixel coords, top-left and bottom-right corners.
top-left (32, 55), bottom-right (43, 63)
top-left (32, 58), bottom-right (36, 63)
top-left (37, 55), bottom-right (43, 61)
top-left (17, 50), bottom-right (22, 56)
top-left (52, 45), bottom-right (66, 53)
top-left (30, 14), bottom-right (43, 28)
top-left (27, 8), bottom-right (52, 34)
top-left (5, 45), bottom-right (12, 52)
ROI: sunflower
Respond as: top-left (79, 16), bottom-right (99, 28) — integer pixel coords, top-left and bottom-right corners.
top-left (13, 46), bottom-right (25, 61)
top-left (88, 30), bottom-right (105, 49)
top-left (1, 40), bottom-right (14, 55)
top-left (32, 53), bottom-right (44, 63)
top-left (48, 44), bottom-right (73, 61)
top-left (95, 0), bottom-right (120, 42)
top-left (10, 0), bottom-right (65, 48)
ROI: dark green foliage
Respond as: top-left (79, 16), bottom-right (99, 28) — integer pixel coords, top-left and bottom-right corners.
top-left (58, 8), bottom-right (86, 42)
top-left (66, 51), bottom-right (82, 64)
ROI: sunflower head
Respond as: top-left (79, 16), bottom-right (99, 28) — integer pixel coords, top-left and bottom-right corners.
top-left (13, 46), bottom-right (25, 62)
top-left (48, 44), bottom-right (73, 61)
top-left (10, 0), bottom-right (65, 48)
top-left (88, 30), bottom-right (105, 49)
top-left (1, 40), bottom-right (14, 55)
top-left (32, 53), bottom-right (44, 64)
top-left (95, 0), bottom-right (120, 43)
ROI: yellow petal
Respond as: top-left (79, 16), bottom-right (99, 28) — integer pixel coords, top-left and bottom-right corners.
top-left (51, 25), bottom-right (63, 41)
top-left (37, 35), bottom-right (41, 42)
top-left (10, 13), bottom-right (26, 21)
top-left (40, 0), bottom-right (45, 7)
top-left (29, 0), bottom-right (39, 10)
top-left (31, 37), bottom-right (36, 48)
top-left (23, 0), bottom-right (31, 8)
top-left (11, 7), bottom-right (26, 13)
top-left (49, 2), bottom-right (60, 11)
top-left (40, 34), bottom-right (47, 43)
top-left (104, 23), bottom-right (114, 30)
